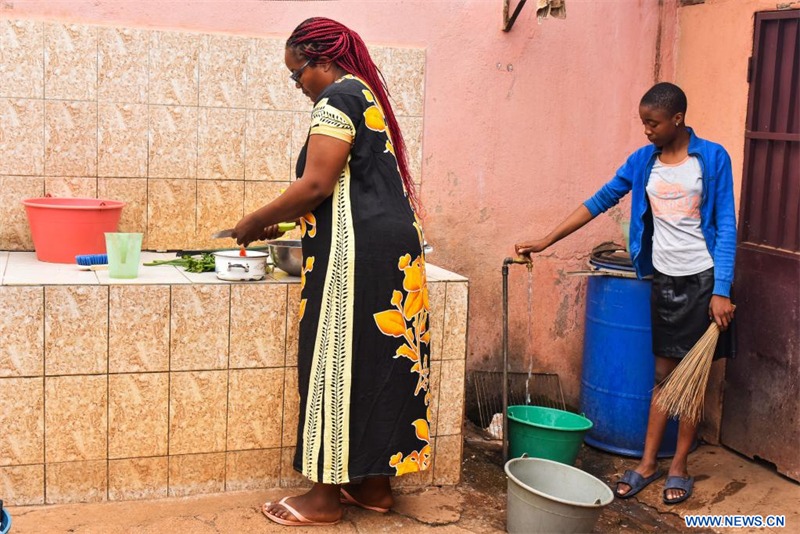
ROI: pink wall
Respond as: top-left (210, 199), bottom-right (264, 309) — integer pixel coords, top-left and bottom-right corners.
top-left (3, 1), bottom-right (668, 406)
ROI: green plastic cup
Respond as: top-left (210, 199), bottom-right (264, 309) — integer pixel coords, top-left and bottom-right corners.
top-left (105, 232), bottom-right (143, 279)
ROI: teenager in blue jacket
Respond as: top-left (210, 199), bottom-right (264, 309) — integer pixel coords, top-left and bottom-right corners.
top-left (515, 82), bottom-right (737, 504)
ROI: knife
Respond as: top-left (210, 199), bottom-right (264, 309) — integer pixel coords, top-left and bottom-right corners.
top-left (211, 222), bottom-right (296, 239)
top-left (211, 228), bottom-right (235, 239)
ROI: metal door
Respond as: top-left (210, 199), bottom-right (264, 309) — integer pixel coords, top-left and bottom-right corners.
top-left (720, 9), bottom-right (800, 481)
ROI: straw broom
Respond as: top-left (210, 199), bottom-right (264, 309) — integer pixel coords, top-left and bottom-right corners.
top-left (654, 322), bottom-right (720, 425)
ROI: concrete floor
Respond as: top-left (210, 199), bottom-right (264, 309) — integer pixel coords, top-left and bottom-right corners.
top-left (6, 425), bottom-right (799, 533)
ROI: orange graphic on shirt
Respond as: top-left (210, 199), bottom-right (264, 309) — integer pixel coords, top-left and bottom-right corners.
top-left (649, 181), bottom-right (701, 222)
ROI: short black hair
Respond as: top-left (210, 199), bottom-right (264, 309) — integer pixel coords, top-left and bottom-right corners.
top-left (640, 82), bottom-right (687, 116)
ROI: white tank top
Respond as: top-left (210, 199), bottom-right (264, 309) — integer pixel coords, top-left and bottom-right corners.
top-left (646, 156), bottom-right (714, 276)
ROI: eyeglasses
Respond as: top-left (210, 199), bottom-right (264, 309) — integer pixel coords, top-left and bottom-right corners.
top-left (290, 59), bottom-right (313, 83)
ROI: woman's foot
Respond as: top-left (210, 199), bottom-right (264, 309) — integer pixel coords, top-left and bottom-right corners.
top-left (616, 462), bottom-right (660, 497)
top-left (341, 476), bottom-right (394, 512)
top-left (263, 484), bottom-right (343, 525)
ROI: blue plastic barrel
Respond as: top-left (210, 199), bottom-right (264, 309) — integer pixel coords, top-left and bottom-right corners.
top-left (579, 272), bottom-right (680, 457)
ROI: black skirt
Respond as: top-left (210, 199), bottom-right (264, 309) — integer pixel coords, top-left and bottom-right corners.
top-left (651, 267), bottom-right (735, 360)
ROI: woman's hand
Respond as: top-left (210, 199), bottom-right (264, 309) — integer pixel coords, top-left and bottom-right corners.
top-left (709, 295), bottom-right (735, 331)
top-left (232, 213), bottom-right (266, 247)
top-left (514, 238), bottom-right (551, 260)
top-left (258, 224), bottom-right (286, 242)
top-left (514, 205), bottom-right (594, 261)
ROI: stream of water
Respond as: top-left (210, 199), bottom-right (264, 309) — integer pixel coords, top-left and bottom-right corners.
top-left (526, 262), bottom-right (533, 404)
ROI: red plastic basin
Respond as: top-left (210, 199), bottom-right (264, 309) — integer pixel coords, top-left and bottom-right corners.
top-left (22, 197), bottom-right (125, 263)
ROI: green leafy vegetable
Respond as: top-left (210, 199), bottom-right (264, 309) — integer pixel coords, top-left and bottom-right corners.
top-left (143, 253), bottom-right (216, 273)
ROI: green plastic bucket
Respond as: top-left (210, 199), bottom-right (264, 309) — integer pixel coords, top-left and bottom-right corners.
top-left (507, 405), bottom-right (593, 465)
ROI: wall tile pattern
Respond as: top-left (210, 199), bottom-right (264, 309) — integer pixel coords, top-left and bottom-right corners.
top-left (0, 275), bottom-right (465, 505)
top-left (225, 448), bottom-right (281, 491)
top-left (108, 285), bottom-right (170, 373)
top-left (46, 459), bottom-right (107, 504)
top-left (0, 19), bottom-right (44, 99)
top-left (0, 19), bottom-right (425, 252)
top-left (167, 452), bottom-right (225, 497)
top-left (108, 456), bottom-right (168, 501)
top-left (44, 286), bottom-right (108, 375)
top-left (169, 370), bottom-right (228, 455)
top-left (109, 373), bottom-right (169, 458)
top-left (0, 286), bottom-right (44, 376)
top-left (45, 375), bottom-right (107, 463)
top-left (97, 27), bottom-right (149, 104)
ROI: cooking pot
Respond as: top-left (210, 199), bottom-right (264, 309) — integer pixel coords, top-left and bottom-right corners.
top-left (213, 250), bottom-right (270, 281)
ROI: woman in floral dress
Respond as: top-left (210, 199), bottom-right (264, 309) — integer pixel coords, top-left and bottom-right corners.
top-left (232, 17), bottom-right (431, 527)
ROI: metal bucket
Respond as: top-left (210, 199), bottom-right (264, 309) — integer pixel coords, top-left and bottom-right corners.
top-left (505, 456), bottom-right (613, 534)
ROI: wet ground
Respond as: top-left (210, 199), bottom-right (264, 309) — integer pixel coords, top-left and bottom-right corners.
top-left (8, 422), bottom-right (799, 533)
top-left (460, 425), bottom-right (700, 533)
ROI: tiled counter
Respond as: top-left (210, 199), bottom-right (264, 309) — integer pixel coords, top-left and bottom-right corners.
top-left (0, 252), bottom-right (468, 505)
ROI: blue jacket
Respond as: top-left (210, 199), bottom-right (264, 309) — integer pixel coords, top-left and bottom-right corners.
top-left (583, 128), bottom-right (737, 297)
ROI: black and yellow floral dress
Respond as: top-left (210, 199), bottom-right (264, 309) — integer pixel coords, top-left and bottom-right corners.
top-left (293, 75), bottom-right (431, 484)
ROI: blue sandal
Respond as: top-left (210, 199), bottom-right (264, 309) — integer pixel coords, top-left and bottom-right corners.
top-left (615, 469), bottom-right (664, 499)
top-left (663, 475), bottom-right (694, 504)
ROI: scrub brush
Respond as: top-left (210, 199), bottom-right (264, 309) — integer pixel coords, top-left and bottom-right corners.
top-left (76, 254), bottom-right (108, 266)
top-left (76, 254), bottom-right (109, 270)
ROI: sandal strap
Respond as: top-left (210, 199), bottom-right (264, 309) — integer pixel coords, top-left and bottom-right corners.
top-left (278, 496), bottom-right (311, 523)
top-left (664, 475), bottom-right (693, 492)
top-left (340, 487), bottom-right (357, 505)
top-left (618, 469), bottom-right (643, 486)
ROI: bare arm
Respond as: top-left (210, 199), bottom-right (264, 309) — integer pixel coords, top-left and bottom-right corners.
top-left (233, 134), bottom-right (351, 246)
top-left (514, 204), bottom-right (595, 259)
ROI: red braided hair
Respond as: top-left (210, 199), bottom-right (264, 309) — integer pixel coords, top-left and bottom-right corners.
top-left (287, 17), bottom-right (421, 213)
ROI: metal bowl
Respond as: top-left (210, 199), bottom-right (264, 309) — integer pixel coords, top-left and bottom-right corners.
top-left (267, 239), bottom-right (302, 276)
